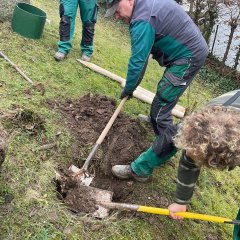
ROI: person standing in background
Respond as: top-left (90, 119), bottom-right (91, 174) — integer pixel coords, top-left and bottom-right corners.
top-left (54, 0), bottom-right (98, 62)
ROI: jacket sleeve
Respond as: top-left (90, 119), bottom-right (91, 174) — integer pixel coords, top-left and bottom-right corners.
top-left (175, 151), bottom-right (201, 205)
top-left (125, 21), bottom-right (155, 92)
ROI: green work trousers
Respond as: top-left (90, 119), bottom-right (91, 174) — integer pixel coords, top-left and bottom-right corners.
top-left (57, 0), bottom-right (98, 56)
top-left (131, 56), bottom-right (207, 177)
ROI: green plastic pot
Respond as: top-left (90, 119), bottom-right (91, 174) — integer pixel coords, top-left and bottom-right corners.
top-left (11, 2), bottom-right (46, 39)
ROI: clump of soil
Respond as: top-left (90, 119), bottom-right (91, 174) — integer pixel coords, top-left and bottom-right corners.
top-left (56, 170), bottom-right (98, 214)
top-left (24, 83), bottom-right (46, 98)
top-left (48, 94), bottom-right (170, 215)
top-left (65, 185), bottom-right (98, 214)
top-left (0, 124), bottom-right (8, 167)
top-left (6, 108), bottom-right (45, 135)
top-left (59, 176), bottom-right (98, 214)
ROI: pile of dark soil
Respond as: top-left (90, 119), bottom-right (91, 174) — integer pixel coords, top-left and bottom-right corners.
top-left (48, 94), bottom-right (170, 215)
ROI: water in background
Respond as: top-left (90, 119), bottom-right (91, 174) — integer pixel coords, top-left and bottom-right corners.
top-left (182, 1), bottom-right (240, 71)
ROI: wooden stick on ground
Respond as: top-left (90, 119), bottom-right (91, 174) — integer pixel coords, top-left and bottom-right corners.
top-left (77, 59), bottom-right (154, 98)
top-left (0, 50), bottom-right (33, 85)
top-left (77, 59), bottom-right (185, 119)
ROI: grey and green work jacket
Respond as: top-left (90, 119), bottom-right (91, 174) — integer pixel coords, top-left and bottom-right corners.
top-left (124, 0), bottom-right (208, 93)
top-left (175, 90), bottom-right (240, 205)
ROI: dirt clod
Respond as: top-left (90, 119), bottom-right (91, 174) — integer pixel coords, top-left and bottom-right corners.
top-left (0, 124), bottom-right (8, 167)
top-left (64, 184), bottom-right (98, 214)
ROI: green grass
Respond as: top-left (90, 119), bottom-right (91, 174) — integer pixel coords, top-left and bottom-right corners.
top-left (0, 0), bottom-right (239, 239)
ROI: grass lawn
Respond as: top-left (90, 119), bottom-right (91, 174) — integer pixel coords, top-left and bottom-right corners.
top-left (0, 0), bottom-right (239, 239)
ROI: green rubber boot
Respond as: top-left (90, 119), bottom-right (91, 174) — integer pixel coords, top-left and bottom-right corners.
top-left (131, 146), bottom-right (177, 177)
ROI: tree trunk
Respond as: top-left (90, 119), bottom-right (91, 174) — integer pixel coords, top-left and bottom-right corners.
top-left (233, 44), bottom-right (240, 70)
top-left (189, 0), bottom-right (194, 15)
top-left (221, 23), bottom-right (237, 66)
top-left (204, 15), bottom-right (216, 44)
top-left (193, 0), bottom-right (202, 24)
top-left (203, 2), bottom-right (218, 44)
top-left (193, 0), bottom-right (207, 27)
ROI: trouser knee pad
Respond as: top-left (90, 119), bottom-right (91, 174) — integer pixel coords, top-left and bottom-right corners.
top-left (82, 22), bottom-right (95, 46)
top-left (59, 15), bottom-right (70, 42)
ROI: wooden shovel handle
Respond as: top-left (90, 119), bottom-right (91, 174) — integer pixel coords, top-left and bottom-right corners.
top-left (82, 97), bottom-right (127, 171)
top-left (81, 95), bottom-right (179, 171)
top-left (96, 97), bottom-right (127, 144)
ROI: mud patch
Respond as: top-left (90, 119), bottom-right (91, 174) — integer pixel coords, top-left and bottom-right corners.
top-left (48, 94), bottom-right (170, 216)
top-left (3, 108), bottom-right (46, 136)
top-left (24, 83), bottom-right (46, 99)
top-left (0, 124), bottom-right (8, 167)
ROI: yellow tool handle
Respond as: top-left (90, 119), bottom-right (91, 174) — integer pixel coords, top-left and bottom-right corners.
top-left (138, 206), bottom-right (232, 223)
top-left (98, 202), bottom-right (239, 225)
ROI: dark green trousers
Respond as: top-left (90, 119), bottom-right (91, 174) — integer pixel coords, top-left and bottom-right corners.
top-left (132, 57), bottom-right (207, 177)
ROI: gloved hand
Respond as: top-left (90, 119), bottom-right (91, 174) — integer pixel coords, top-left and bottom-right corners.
top-left (120, 88), bottom-right (133, 99)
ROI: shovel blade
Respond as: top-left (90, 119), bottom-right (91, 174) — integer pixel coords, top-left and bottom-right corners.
top-left (89, 186), bottom-right (113, 218)
top-left (68, 165), bottom-right (113, 218)
top-left (69, 184), bottom-right (113, 219)
top-left (69, 164), bottom-right (94, 186)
